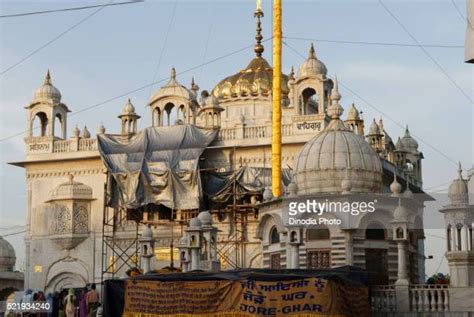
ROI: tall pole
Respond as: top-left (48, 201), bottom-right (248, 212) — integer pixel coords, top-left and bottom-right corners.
top-left (272, 0), bottom-right (282, 197)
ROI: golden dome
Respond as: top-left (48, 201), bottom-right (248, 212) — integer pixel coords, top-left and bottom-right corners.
top-left (212, 56), bottom-right (289, 101)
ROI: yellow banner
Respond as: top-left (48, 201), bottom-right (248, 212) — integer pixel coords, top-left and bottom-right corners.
top-left (123, 278), bottom-right (368, 317)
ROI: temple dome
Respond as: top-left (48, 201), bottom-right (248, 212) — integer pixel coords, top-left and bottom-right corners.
top-left (293, 77), bottom-right (382, 195)
top-left (34, 70), bottom-right (62, 103)
top-left (0, 237), bottom-right (16, 271)
top-left (212, 57), bottom-right (289, 101)
top-left (297, 44), bottom-right (327, 78)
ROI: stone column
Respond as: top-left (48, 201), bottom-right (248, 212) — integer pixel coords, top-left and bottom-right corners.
top-left (141, 254), bottom-right (152, 273)
top-left (287, 244), bottom-right (299, 269)
top-left (396, 241), bottom-right (409, 285)
top-left (191, 248), bottom-right (200, 271)
top-left (463, 224), bottom-right (469, 251)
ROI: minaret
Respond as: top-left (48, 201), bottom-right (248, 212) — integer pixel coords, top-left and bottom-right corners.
top-left (440, 163), bottom-right (474, 287)
top-left (118, 98), bottom-right (140, 135)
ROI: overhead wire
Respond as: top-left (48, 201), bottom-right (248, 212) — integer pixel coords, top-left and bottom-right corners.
top-left (283, 36), bottom-right (463, 48)
top-left (1, 0), bottom-right (116, 76)
top-left (0, 1), bottom-right (143, 18)
top-left (378, 0), bottom-right (473, 105)
top-left (146, 0), bottom-right (179, 100)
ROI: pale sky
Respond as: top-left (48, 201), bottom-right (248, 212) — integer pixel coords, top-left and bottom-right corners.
top-left (0, 0), bottom-right (472, 278)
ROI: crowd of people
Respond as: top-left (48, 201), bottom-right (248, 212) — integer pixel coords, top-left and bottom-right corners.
top-left (13, 284), bottom-right (100, 317)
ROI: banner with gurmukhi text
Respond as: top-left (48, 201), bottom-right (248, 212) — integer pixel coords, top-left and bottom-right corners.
top-left (123, 277), bottom-right (368, 316)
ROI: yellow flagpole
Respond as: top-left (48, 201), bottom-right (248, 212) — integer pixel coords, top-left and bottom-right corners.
top-left (272, 0), bottom-right (282, 197)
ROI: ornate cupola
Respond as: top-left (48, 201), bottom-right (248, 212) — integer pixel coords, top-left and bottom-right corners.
top-left (198, 90), bottom-right (224, 128)
top-left (289, 43), bottom-right (332, 117)
top-left (345, 103), bottom-right (364, 135)
top-left (46, 175), bottom-right (94, 250)
top-left (25, 70), bottom-right (70, 140)
top-left (366, 119), bottom-right (383, 153)
top-left (118, 98), bottom-right (140, 135)
top-left (149, 68), bottom-right (197, 127)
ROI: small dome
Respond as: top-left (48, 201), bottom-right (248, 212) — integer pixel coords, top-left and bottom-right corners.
top-left (293, 77), bottom-right (382, 195)
top-left (34, 70), bottom-right (62, 103)
top-left (297, 44), bottom-right (327, 78)
top-left (122, 98), bottom-right (136, 114)
top-left (393, 199), bottom-right (408, 221)
top-left (98, 123), bottom-right (106, 134)
top-left (72, 125), bottom-right (80, 138)
top-left (448, 163), bottom-right (469, 205)
top-left (368, 119), bottom-right (381, 135)
top-left (0, 237), bottom-right (16, 271)
top-left (189, 217), bottom-right (202, 228)
top-left (263, 187), bottom-right (273, 201)
top-left (142, 226), bottom-right (153, 238)
top-left (82, 126), bottom-right (91, 138)
top-left (197, 211), bottom-right (212, 226)
top-left (150, 68), bottom-right (194, 104)
top-left (347, 103), bottom-right (360, 121)
top-left (178, 236), bottom-right (188, 246)
top-left (49, 175), bottom-right (93, 201)
top-left (395, 137), bottom-right (405, 152)
top-left (401, 126), bottom-right (418, 152)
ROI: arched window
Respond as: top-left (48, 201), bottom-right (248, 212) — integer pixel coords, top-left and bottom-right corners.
top-left (164, 103), bottom-right (175, 126)
top-left (301, 87), bottom-right (319, 115)
top-left (456, 223), bottom-right (463, 251)
top-left (447, 225), bottom-right (452, 251)
top-left (365, 222), bottom-right (386, 240)
top-left (306, 227), bottom-right (330, 241)
top-left (32, 112), bottom-right (48, 136)
top-left (270, 226), bottom-right (280, 244)
top-left (53, 113), bottom-right (63, 138)
top-left (178, 104), bottom-right (186, 121)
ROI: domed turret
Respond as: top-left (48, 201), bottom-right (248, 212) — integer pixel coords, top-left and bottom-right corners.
top-left (118, 98), bottom-right (140, 135)
top-left (34, 70), bottom-right (62, 103)
top-left (448, 162), bottom-right (469, 205)
top-left (0, 237), bottom-right (16, 271)
top-left (297, 43), bottom-right (327, 78)
top-left (390, 174), bottom-right (402, 197)
top-left (400, 126), bottom-right (418, 153)
top-left (142, 226), bottom-right (153, 238)
top-left (293, 75), bottom-right (382, 195)
top-left (347, 103), bottom-right (360, 121)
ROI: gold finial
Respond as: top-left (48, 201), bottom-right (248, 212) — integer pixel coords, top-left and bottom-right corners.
top-left (254, 1), bottom-right (264, 57)
top-left (44, 69), bottom-right (52, 85)
top-left (170, 67), bottom-right (176, 80)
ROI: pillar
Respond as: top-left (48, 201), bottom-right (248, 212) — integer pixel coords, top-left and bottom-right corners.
top-left (396, 241), bottom-right (409, 285)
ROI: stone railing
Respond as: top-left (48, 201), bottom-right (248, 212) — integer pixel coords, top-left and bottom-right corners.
top-left (52, 140), bottom-right (71, 153)
top-left (244, 126), bottom-right (267, 138)
top-left (410, 284), bottom-right (449, 312)
top-left (371, 285), bottom-right (396, 312)
top-left (371, 284), bottom-right (450, 313)
top-left (78, 138), bottom-right (98, 151)
top-left (217, 128), bottom-right (236, 141)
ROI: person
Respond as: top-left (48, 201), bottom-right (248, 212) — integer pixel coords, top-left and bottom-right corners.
top-left (63, 289), bottom-right (75, 317)
top-left (86, 284), bottom-right (99, 317)
top-left (79, 287), bottom-right (88, 317)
